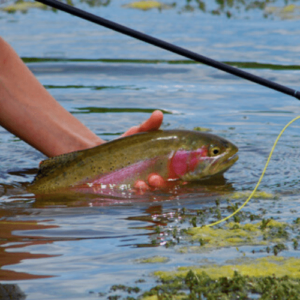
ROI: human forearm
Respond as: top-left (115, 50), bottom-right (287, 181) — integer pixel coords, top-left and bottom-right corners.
top-left (0, 37), bottom-right (104, 157)
top-left (0, 37), bottom-right (163, 158)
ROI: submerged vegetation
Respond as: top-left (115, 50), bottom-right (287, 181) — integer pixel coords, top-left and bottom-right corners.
top-left (1, 0), bottom-right (47, 12)
top-left (96, 270), bottom-right (300, 300)
top-left (2, 0), bottom-right (300, 18)
top-left (95, 192), bottom-right (300, 300)
top-left (154, 256), bottom-right (300, 281)
top-left (136, 256), bottom-right (169, 263)
top-left (143, 268), bottom-right (300, 300)
top-left (122, 0), bottom-right (175, 11)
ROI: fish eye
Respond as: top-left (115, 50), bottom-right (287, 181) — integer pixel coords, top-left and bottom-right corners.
top-left (210, 146), bottom-right (220, 156)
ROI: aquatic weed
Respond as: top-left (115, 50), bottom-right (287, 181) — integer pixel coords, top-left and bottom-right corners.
top-left (110, 285), bottom-right (140, 293)
top-left (142, 268), bottom-right (300, 300)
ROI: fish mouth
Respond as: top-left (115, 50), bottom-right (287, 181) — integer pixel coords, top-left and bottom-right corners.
top-left (219, 153), bottom-right (239, 171)
top-left (206, 145), bottom-right (239, 178)
top-left (181, 152), bottom-right (238, 182)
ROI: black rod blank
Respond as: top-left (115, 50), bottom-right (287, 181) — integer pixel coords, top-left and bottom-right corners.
top-left (36, 0), bottom-right (300, 100)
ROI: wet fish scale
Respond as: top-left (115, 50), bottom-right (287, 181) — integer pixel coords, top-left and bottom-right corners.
top-left (28, 130), bottom-right (238, 194)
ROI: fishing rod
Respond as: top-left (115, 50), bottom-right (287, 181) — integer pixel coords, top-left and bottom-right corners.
top-left (36, 0), bottom-right (300, 100)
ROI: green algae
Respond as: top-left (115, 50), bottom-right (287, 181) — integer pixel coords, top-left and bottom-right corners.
top-left (104, 205), bottom-right (300, 300)
top-left (1, 1), bottom-right (47, 13)
top-left (156, 257), bottom-right (300, 280)
top-left (106, 198), bottom-right (300, 300)
top-left (143, 266), bottom-right (300, 300)
top-left (193, 127), bottom-right (211, 132)
top-left (265, 4), bottom-right (300, 20)
top-left (139, 204), bottom-right (300, 299)
top-left (122, 0), bottom-right (174, 11)
top-left (230, 191), bottom-right (276, 200)
top-left (110, 285), bottom-right (140, 294)
top-left (136, 256), bottom-right (169, 264)
top-left (183, 219), bottom-right (289, 251)
top-left (102, 257), bottom-right (300, 300)
top-left (149, 197), bottom-right (290, 250)
top-left (92, 284), bottom-right (141, 299)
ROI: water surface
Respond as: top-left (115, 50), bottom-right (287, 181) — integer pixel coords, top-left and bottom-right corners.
top-left (1, 0), bottom-right (300, 298)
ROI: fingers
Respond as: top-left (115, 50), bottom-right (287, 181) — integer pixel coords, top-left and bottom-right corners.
top-left (147, 173), bottom-right (165, 188)
top-left (138, 110), bottom-right (163, 133)
top-left (134, 180), bottom-right (149, 192)
top-left (122, 110), bottom-right (163, 137)
top-left (122, 126), bottom-right (139, 137)
top-left (133, 173), bottom-right (166, 194)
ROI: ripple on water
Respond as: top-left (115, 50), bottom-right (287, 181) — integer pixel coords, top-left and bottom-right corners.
top-left (1, 2), bottom-right (300, 299)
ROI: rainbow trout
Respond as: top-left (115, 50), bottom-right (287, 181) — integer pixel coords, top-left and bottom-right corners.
top-left (28, 130), bottom-right (238, 194)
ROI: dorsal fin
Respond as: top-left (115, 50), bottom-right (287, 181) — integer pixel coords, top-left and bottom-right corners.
top-left (33, 151), bottom-right (84, 183)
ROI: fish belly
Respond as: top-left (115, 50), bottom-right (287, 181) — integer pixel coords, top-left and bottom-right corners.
top-left (73, 155), bottom-right (172, 193)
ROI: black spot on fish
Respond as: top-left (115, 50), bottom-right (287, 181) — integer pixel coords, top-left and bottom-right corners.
top-left (220, 140), bottom-right (229, 148)
top-left (77, 161), bottom-right (85, 167)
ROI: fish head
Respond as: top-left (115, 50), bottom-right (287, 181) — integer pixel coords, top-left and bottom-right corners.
top-left (169, 133), bottom-right (238, 181)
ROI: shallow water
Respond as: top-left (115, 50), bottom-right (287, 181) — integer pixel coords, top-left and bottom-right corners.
top-left (1, 0), bottom-right (300, 299)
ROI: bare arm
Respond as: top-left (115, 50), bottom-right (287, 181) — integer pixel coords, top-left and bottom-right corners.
top-left (0, 37), bottom-right (163, 157)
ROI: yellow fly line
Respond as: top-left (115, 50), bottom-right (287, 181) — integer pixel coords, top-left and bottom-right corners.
top-left (205, 115), bottom-right (300, 228)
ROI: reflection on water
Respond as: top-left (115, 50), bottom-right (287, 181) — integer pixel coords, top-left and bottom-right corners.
top-left (0, 173), bottom-right (234, 281)
top-left (2, 0), bottom-right (300, 18)
top-left (0, 214), bottom-right (57, 280)
top-left (71, 107), bottom-right (173, 114)
top-left (1, 0), bottom-right (300, 299)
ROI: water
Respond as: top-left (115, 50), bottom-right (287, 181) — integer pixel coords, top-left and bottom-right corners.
top-left (1, 0), bottom-right (300, 298)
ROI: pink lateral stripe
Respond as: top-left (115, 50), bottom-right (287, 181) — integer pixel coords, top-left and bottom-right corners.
top-left (90, 159), bottom-right (156, 185)
top-left (169, 147), bottom-right (208, 177)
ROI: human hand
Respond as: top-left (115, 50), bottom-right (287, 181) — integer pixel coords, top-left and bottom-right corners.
top-left (120, 110), bottom-right (166, 191)
top-left (121, 110), bottom-right (163, 137)
top-left (134, 173), bottom-right (166, 193)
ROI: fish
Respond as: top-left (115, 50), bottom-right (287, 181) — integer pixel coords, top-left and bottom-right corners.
top-left (28, 130), bottom-right (238, 194)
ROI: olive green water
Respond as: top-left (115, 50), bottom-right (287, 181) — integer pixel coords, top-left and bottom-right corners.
top-left (1, 0), bottom-right (300, 299)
